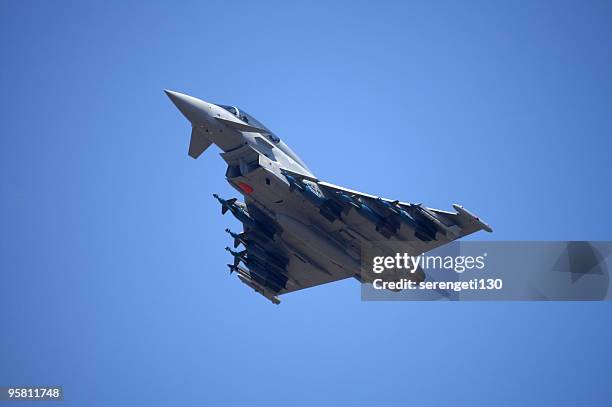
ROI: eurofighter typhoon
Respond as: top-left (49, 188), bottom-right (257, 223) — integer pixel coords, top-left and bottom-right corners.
top-left (166, 90), bottom-right (492, 304)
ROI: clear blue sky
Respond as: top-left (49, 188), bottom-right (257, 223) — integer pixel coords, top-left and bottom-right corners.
top-left (1, 1), bottom-right (611, 406)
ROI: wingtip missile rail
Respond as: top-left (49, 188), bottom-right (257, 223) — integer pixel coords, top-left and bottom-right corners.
top-left (452, 204), bottom-right (493, 233)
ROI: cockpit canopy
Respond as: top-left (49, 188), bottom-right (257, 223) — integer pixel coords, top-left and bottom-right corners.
top-left (214, 103), bottom-right (313, 174)
top-left (217, 104), bottom-right (280, 143)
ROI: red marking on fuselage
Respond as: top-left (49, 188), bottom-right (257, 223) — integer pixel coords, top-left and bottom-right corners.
top-left (238, 182), bottom-right (254, 194)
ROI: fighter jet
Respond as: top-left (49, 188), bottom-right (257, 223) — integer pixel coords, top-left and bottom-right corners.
top-left (165, 90), bottom-right (492, 304)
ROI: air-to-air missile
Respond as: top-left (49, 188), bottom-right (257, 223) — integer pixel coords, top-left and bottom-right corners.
top-left (225, 228), bottom-right (247, 248)
top-left (375, 198), bottom-right (438, 241)
top-left (408, 204), bottom-right (460, 239)
top-left (285, 173), bottom-right (325, 203)
top-left (215, 194), bottom-right (277, 239)
top-left (225, 247), bottom-right (286, 283)
top-left (336, 193), bottom-right (395, 238)
top-left (248, 245), bottom-right (287, 269)
top-left (213, 194), bottom-right (256, 228)
top-left (227, 257), bottom-right (286, 293)
top-left (225, 246), bottom-right (247, 266)
top-left (283, 172), bottom-right (341, 222)
top-left (376, 198), bottom-right (419, 228)
top-left (227, 263), bottom-right (248, 275)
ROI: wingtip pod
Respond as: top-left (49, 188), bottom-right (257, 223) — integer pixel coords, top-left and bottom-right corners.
top-left (452, 204), bottom-right (493, 233)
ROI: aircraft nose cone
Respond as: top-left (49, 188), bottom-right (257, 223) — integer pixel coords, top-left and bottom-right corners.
top-left (164, 89), bottom-right (210, 124)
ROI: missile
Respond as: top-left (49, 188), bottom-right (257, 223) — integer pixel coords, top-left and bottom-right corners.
top-left (376, 198), bottom-right (401, 214)
top-left (452, 204), bottom-right (493, 233)
top-left (225, 244), bottom-right (286, 275)
top-left (225, 228), bottom-right (247, 248)
top-left (337, 193), bottom-right (395, 237)
top-left (213, 193), bottom-right (236, 215)
top-left (376, 198), bottom-right (419, 228)
top-left (373, 198), bottom-right (438, 241)
top-left (228, 264), bottom-right (261, 285)
top-left (284, 173), bottom-right (341, 222)
top-left (413, 204), bottom-right (460, 239)
top-left (213, 194), bottom-right (256, 228)
top-left (338, 193), bottom-right (381, 223)
top-left (225, 231), bottom-right (287, 269)
top-left (225, 246), bottom-right (245, 258)
top-left (227, 263), bottom-right (248, 275)
top-left (229, 227), bottom-right (273, 247)
top-left (225, 247), bottom-right (287, 290)
top-left (336, 192), bottom-right (361, 209)
top-left (285, 174), bottom-right (323, 204)
top-left (283, 173), bottom-right (304, 193)
top-left (225, 246), bottom-right (247, 267)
